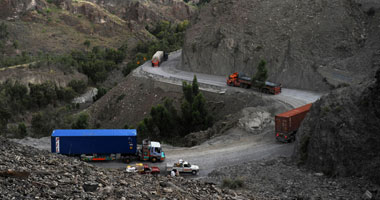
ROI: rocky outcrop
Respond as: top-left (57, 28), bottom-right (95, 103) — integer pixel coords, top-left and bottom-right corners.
top-left (0, 65), bottom-right (87, 88)
top-left (0, 0), bottom-right (47, 20)
top-left (90, 0), bottom-right (194, 25)
top-left (181, 0), bottom-right (380, 91)
top-left (0, 0), bottom-right (194, 54)
top-left (293, 68), bottom-right (380, 184)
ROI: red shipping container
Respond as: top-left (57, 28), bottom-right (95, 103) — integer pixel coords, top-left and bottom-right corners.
top-left (275, 103), bottom-right (312, 142)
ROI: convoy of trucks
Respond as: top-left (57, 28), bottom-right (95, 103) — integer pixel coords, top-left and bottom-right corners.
top-left (275, 103), bottom-right (312, 142)
top-left (51, 129), bottom-right (165, 163)
top-left (226, 72), bottom-right (282, 95)
top-left (151, 51), bottom-right (168, 67)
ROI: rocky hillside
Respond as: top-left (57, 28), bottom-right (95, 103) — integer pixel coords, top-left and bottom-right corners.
top-left (181, 0), bottom-right (380, 91)
top-left (0, 0), bottom-right (194, 55)
top-left (0, 136), bottom-right (250, 199)
top-left (293, 67), bottom-right (380, 184)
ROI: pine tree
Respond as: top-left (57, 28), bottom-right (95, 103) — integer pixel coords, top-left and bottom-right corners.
top-left (192, 75), bottom-right (199, 96)
top-left (252, 59), bottom-right (268, 88)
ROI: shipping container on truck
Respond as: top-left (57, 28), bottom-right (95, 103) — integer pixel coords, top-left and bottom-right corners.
top-left (275, 103), bottom-right (312, 142)
top-left (51, 129), bottom-right (165, 162)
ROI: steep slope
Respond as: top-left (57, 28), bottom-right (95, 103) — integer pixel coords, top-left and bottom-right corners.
top-left (293, 66), bottom-right (380, 184)
top-left (181, 0), bottom-right (380, 91)
top-left (0, 0), bottom-right (195, 55)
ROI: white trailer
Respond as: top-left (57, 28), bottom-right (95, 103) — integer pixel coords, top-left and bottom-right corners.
top-left (152, 51), bottom-right (164, 67)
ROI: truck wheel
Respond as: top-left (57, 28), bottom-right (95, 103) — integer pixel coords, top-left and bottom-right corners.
top-left (192, 170), bottom-right (197, 175)
top-left (151, 157), bottom-right (157, 163)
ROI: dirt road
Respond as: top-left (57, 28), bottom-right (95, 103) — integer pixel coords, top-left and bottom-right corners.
top-left (134, 50), bottom-right (322, 108)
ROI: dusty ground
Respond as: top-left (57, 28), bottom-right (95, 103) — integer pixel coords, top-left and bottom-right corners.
top-left (203, 158), bottom-right (380, 200)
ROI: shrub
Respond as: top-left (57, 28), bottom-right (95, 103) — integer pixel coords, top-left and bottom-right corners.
top-left (298, 135), bottom-right (311, 165)
top-left (93, 87), bottom-right (107, 102)
top-left (222, 178), bottom-right (244, 189)
top-left (117, 94), bottom-right (126, 102)
top-left (68, 79), bottom-right (87, 94)
top-left (72, 113), bottom-right (89, 129)
top-left (57, 87), bottom-right (76, 103)
top-left (17, 123), bottom-right (27, 138)
top-left (122, 62), bottom-right (139, 76)
top-left (31, 112), bottom-right (53, 137)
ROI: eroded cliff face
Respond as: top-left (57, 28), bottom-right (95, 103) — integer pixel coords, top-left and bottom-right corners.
top-left (293, 67), bottom-right (380, 184)
top-left (181, 0), bottom-right (380, 91)
top-left (90, 0), bottom-right (194, 24)
top-left (0, 0), bottom-right (194, 54)
top-left (0, 0), bottom-right (47, 19)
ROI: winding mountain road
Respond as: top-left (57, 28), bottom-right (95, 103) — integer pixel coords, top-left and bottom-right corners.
top-left (133, 50), bottom-right (322, 108)
top-left (94, 50), bottom-right (324, 176)
top-left (14, 50), bottom-right (324, 177)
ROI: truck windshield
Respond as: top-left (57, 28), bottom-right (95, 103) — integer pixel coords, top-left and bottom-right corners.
top-left (155, 147), bottom-right (161, 153)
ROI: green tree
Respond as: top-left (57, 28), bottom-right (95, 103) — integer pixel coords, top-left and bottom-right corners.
top-left (83, 40), bottom-right (91, 50)
top-left (68, 79), bottom-right (87, 94)
top-left (31, 112), bottom-right (53, 137)
top-left (72, 113), bottom-right (89, 129)
top-left (180, 75), bottom-right (212, 133)
top-left (252, 60), bottom-right (268, 88)
top-left (57, 87), bottom-right (76, 103)
top-left (17, 123), bottom-right (27, 138)
top-left (0, 22), bottom-right (8, 40)
top-left (192, 75), bottom-right (199, 96)
top-left (0, 105), bottom-right (10, 129)
top-left (182, 81), bottom-right (193, 103)
top-left (93, 87), bottom-right (107, 102)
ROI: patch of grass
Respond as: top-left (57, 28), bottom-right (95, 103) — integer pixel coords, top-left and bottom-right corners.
top-left (222, 178), bottom-right (244, 189)
top-left (321, 105), bottom-right (330, 116)
top-left (298, 135), bottom-right (310, 166)
top-left (117, 94), bottom-right (126, 102)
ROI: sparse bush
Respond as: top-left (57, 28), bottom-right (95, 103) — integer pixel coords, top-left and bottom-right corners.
top-left (93, 87), bottom-right (107, 102)
top-left (72, 113), bottom-right (89, 129)
top-left (31, 112), bottom-right (53, 137)
top-left (122, 62), bottom-right (139, 76)
top-left (298, 135), bottom-right (311, 165)
top-left (222, 178), bottom-right (244, 189)
top-left (17, 123), bottom-right (27, 138)
top-left (68, 79), bottom-right (87, 94)
top-left (367, 7), bottom-right (376, 16)
top-left (83, 40), bottom-right (91, 49)
top-left (321, 106), bottom-right (330, 116)
top-left (117, 94), bottom-right (126, 102)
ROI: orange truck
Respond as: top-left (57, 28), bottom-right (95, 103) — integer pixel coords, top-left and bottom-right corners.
top-left (226, 72), bottom-right (282, 94)
top-left (275, 103), bottom-right (312, 142)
